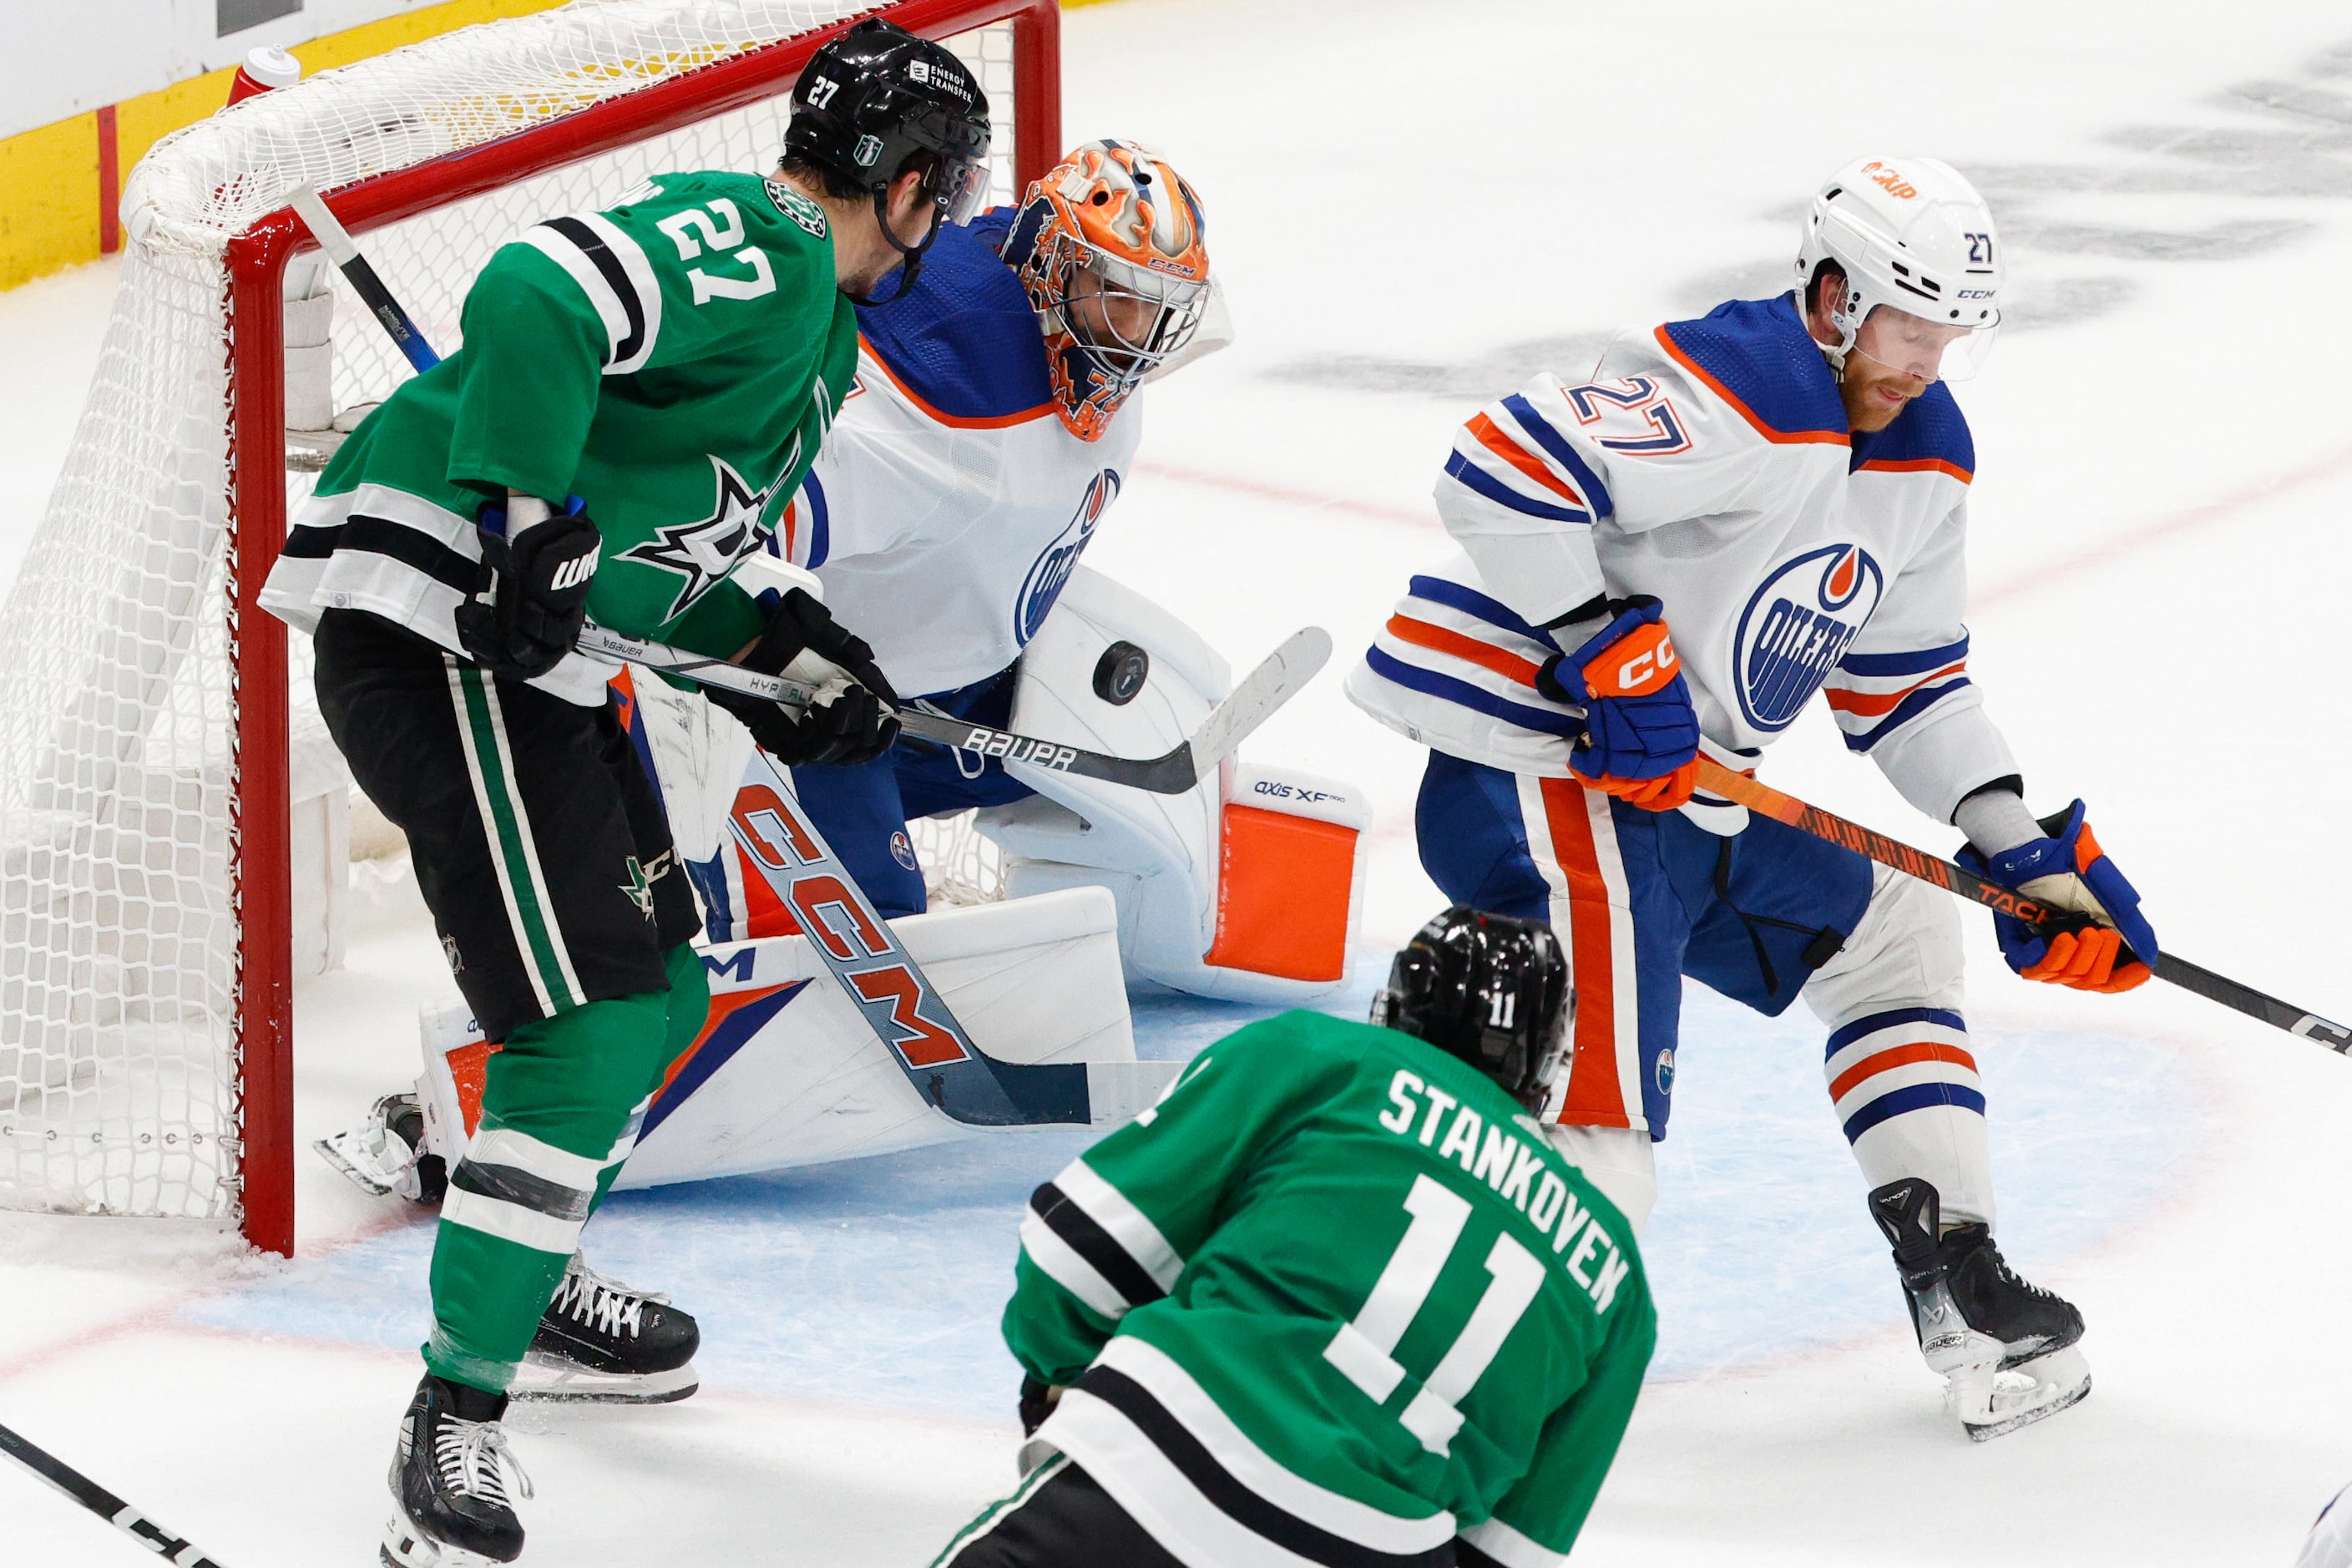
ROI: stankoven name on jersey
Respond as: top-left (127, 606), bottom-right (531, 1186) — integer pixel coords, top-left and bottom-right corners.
top-left (1732, 542), bottom-right (1883, 731)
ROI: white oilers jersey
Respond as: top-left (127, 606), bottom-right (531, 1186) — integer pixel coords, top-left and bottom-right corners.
top-left (1347, 293), bottom-right (2016, 825)
top-left (767, 214), bottom-right (1141, 698)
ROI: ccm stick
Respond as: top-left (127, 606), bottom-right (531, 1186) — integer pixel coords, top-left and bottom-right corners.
top-left (1694, 757), bottom-right (2352, 1051)
top-left (0, 1420), bottom-right (231, 1567)
top-left (286, 185), bottom-right (1333, 794)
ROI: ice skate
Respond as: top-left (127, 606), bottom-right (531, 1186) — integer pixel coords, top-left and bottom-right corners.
top-left (510, 1253), bottom-right (700, 1404)
top-left (317, 1092), bottom-right (448, 1205)
top-left (383, 1373), bottom-right (532, 1567)
top-left (1869, 1179), bottom-right (2090, 1441)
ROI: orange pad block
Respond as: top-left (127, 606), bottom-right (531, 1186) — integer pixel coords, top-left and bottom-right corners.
top-left (1203, 805), bottom-right (1358, 984)
top-left (445, 1036), bottom-right (503, 1140)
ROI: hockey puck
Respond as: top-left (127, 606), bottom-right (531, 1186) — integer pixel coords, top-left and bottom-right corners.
top-left (1092, 641), bottom-right (1150, 705)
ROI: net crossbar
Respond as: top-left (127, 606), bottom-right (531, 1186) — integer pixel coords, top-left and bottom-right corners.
top-left (0, 0), bottom-right (1057, 1252)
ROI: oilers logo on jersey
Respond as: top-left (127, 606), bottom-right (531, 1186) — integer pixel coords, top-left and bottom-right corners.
top-left (1733, 542), bottom-right (1884, 731)
top-left (1014, 467), bottom-right (1119, 645)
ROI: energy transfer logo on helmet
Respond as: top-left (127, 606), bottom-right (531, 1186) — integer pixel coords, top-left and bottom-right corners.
top-left (1001, 139), bottom-right (1211, 441)
top-left (1732, 543), bottom-right (1884, 732)
top-left (1795, 154), bottom-right (2002, 381)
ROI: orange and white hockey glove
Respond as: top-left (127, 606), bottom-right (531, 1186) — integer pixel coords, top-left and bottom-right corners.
top-left (1535, 596), bottom-right (1701, 811)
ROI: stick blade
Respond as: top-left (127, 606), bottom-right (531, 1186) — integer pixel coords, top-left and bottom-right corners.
top-left (1187, 626), bottom-right (1331, 776)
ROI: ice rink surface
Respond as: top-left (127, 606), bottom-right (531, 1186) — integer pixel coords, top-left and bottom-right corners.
top-left (7, 0), bottom-right (2352, 1561)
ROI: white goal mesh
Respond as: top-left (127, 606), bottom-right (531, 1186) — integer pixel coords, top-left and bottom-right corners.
top-left (0, 0), bottom-right (1043, 1239)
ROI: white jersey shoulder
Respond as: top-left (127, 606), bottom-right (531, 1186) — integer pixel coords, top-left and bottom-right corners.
top-left (1351, 293), bottom-right (2015, 823)
top-left (770, 221), bottom-right (1140, 698)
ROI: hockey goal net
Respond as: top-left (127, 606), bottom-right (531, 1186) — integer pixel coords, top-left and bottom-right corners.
top-left (0, 0), bottom-right (1058, 1254)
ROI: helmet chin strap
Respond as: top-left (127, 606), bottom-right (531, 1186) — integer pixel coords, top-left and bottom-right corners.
top-left (845, 187), bottom-right (944, 307)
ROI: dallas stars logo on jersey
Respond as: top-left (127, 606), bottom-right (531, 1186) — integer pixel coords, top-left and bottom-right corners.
top-left (620, 453), bottom-right (788, 620)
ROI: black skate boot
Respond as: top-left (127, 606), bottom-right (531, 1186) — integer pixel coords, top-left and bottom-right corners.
top-left (1869, 1178), bottom-right (2090, 1441)
top-left (383, 1373), bottom-right (531, 1567)
top-left (317, 1092), bottom-right (448, 1204)
top-left (511, 1253), bottom-right (700, 1404)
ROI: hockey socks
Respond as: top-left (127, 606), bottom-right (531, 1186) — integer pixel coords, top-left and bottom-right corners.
top-left (422, 945), bottom-right (710, 1392)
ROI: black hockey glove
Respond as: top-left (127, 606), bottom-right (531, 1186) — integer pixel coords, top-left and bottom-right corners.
top-left (455, 505), bottom-right (602, 680)
top-left (1017, 1375), bottom-right (1061, 1437)
top-left (709, 588), bottom-right (903, 767)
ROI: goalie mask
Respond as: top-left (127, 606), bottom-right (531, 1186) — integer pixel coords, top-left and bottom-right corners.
top-left (1001, 139), bottom-right (1211, 441)
top-left (1371, 907), bottom-right (1571, 1112)
top-left (1795, 156), bottom-right (2001, 382)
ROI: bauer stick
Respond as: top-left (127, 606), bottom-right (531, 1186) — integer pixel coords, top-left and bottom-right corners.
top-left (1692, 757), bottom-right (2352, 1051)
top-left (0, 1420), bottom-right (231, 1567)
top-left (726, 752), bottom-right (1174, 1126)
top-left (285, 186), bottom-right (1333, 795)
top-left (577, 623), bottom-right (1329, 795)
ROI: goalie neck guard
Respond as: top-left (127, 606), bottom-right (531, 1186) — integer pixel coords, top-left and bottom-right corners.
top-left (783, 18), bottom-right (993, 305)
top-left (1001, 139), bottom-right (1211, 441)
top-left (1371, 907), bottom-right (1570, 1112)
top-left (1795, 156), bottom-right (2001, 382)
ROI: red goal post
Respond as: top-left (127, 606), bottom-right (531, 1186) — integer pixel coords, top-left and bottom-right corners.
top-left (0, 0), bottom-right (1059, 1257)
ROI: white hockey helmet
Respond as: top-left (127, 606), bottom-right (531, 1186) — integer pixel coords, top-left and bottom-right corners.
top-left (1794, 156), bottom-right (2000, 381)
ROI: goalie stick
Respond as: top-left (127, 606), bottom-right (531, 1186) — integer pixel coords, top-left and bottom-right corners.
top-left (576, 622), bottom-right (1330, 795)
top-left (1693, 757), bottom-right (2352, 1052)
top-left (284, 185), bottom-right (1333, 795)
top-left (0, 1420), bottom-right (231, 1567)
top-left (727, 751), bottom-right (1169, 1127)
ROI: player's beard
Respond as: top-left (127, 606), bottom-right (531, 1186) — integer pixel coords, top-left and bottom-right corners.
top-left (1838, 362), bottom-right (1925, 432)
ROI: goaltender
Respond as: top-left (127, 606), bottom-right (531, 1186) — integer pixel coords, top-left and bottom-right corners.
top-left (259, 20), bottom-right (988, 1566)
top-left (939, 908), bottom-right (1656, 1568)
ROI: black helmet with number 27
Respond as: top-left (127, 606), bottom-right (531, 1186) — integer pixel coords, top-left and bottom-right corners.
top-left (783, 18), bottom-right (993, 304)
top-left (1371, 906), bottom-right (1571, 1111)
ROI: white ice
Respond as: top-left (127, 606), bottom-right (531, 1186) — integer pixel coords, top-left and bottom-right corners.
top-left (7, 0), bottom-right (2352, 1561)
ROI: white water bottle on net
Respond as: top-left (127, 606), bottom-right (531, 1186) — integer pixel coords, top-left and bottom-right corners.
top-left (0, 0), bottom-right (1058, 1252)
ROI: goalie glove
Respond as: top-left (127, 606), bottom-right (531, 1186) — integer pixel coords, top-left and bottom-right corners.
top-left (709, 588), bottom-right (903, 767)
top-left (1957, 799), bottom-right (2157, 994)
top-left (1535, 595), bottom-right (1701, 811)
top-left (457, 498), bottom-right (601, 680)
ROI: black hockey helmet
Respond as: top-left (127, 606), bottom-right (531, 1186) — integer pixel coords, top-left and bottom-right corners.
top-left (1371, 906), bottom-right (1571, 1111)
top-left (783, 18), bottom-right (993, 303)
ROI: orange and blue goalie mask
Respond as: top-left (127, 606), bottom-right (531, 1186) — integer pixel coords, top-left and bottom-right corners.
top-left (1003, 139), bottom-right (1211, 441)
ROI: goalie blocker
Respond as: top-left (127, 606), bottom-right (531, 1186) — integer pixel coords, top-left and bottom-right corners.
top-left (677, 564), bottom-right (1371, 1004)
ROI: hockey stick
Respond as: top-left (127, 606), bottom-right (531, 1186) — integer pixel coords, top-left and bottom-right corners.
top-left (0, 1420), bottom-right (231, 1567)
top-left (576, 623), bottom-right (1331, 795)
top-left (1693, 757), bottom-right (2352, 1051)
top-left (286, 185), bottom-right (437, 375)
top-left (726, 752), bottom-right (1173, 1126)
top-left (284, 186), bottom-right (1335, 794)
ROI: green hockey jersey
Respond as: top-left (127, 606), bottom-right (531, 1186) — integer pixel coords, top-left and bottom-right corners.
top-left (1004, 1010), bottom-right (1655, 1568)
top-left (260, 170), bottom-right (859, 705)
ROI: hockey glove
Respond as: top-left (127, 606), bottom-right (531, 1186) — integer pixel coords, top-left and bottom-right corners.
top-left (455, 500), bottom-right (601, 680)
top-left (1956, 800), bottom-right (2157, 994)
top-left (709, 588), bottom-right (903, 767)
top-left (1535, 595), bottom-right (1701, 811)
top-left (1018, 1375), bottom-right (1061, 1437)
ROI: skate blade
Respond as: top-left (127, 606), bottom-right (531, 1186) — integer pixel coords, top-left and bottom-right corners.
top-left (316, 1127), bottom-right (402, 1197)
top-left (1953, 1346), bottom-right (2092, 1442)
top-left (382, 1510), bottom-right (507, 1568)
top-left (508, 1352), bottom-right (699, 1405)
